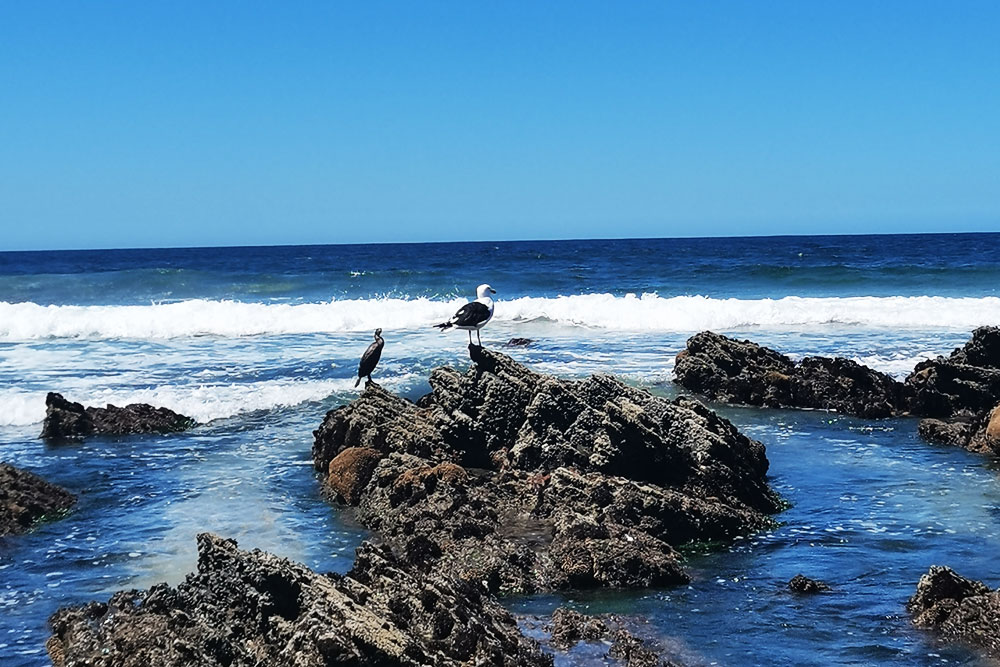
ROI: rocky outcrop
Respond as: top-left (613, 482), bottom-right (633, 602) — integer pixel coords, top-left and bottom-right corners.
top-left (788, 574), bottom-right (831, 594)
top-left (505, 337), bottom-right (534, 347)
top-left (40, 392), bottom-right (195, 440)
top-left (674, 328), bottom-right (1000, 455)
top-left (674, 331), bottom-right (904, 418)
top-left (48, 533), bottom-right (552, 667)
top-left (0, 463), bottom-right (76, 536)
top-left (904, 327), bottom-right (1000, 453)
top-left (547, 608), bottom-right (683, 666)
top-left (313, 347), bottom-right (780, 594)
top-left (908, 566), bottom-right (1000, 657)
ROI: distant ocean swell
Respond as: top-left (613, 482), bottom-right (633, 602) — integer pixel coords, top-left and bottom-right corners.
top-left (2, 294), bottom-right (999, 340)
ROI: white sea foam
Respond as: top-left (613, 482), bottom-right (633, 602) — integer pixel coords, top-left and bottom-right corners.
top-left (1, 294), bottom-right (999, 341)
top-left (0, 377), bottom-right (398, 427)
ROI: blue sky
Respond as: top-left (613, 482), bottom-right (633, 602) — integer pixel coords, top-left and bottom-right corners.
top-left (1, 1), bottom-right (998, 250)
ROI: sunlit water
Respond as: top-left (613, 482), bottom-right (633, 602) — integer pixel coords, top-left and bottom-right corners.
top-left (2, 235), bottom-right (1000, 665)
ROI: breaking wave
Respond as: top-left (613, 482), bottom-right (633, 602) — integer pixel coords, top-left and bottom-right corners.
top-left (2, 294), bottom-right (999, 340)
top-left (0, 377), bottom-right (399, 427)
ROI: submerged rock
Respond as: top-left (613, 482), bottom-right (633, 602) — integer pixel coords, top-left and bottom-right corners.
top-left (674, 332), bottom-right (904, 418)
top-left (48, 533), bottom-right (552, 667)
top-left (788, 574), bottom-right (831, 594)
top-left (314, 347), bottom-right (779, 593)
top-left (0, 462), bottom-right (76, 536)
top-left (505, 337), bottom-right (534, 347)
top-left (908, 566), bottom-right (1000, 657)
top-left (547, 608), bottom-right (683, 666)
top-left (40, 392), bottom-right (196, 440)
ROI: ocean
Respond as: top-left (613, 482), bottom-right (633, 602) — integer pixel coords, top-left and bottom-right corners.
top-left (2, 233), bottom-right (999, 665)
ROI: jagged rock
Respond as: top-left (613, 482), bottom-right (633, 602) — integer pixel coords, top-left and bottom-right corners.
top-left (904, 327), bottom-right (1000, 418)
top-left (917, 418), bottom-right (975, 448)
top-left (908, 566), bottom-right (1000, 657)
top-left (546, 608), bottom-right (683, 666)
top-left (674, 331), bottom-right (904, 418)
top-left (47, 533), bottom-right (552, 667)
top-left (0, 462), bottom-right (76, 536)
top-left (40, 392), bottom-right (195, 440)
top-left (313, 347), bottom-right (779, 593)
top-left (674, 331), bottom-right (796, 406)
top-left (607, 628), bottom-right (682, 667)
top-left (788, 574), bottom-right (831, 593)
top-left (548, 608), bottom-right (609, 649)
top-left (904, 327), bottom-right (1000, 452)
top-left (505, 338), bottom-right (534, 347)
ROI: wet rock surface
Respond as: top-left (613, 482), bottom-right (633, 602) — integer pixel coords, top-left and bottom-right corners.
top-left (788, 574), bottom-right (831, 594)
top-left (505, 337), bottom-right (534, 347)
top-left (48, 533), bottom-right (552, 667)
top-left (0, 462), bottom-right (76, 536)
top-left (675, 328), bottom-right (1000, 455)
top-left (546, 608), bottom-right (684, 666)
top-left (40, 392), bottom-right (195, 440)
top-left (314, 347), bottom-right (779, 594)
top-left (905, 327), bottom-right (1000, 453)
top-left (908, 566), bottom-right (1000, 657)
top-left (674, 331), bottom-right (905, 418)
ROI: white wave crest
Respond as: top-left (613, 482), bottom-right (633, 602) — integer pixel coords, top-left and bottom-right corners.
top-left (0, 378), bottom-right (375, 427)
top-left (1, 294), bottom-right (999, 340)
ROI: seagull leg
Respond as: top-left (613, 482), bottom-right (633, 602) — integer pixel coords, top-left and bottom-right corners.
top-left (468, 330), bottom-right (473, 345)
top-left (476, 329), bottom-right (482, 346)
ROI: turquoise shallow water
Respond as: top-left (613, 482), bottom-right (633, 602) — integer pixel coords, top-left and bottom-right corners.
top-left (2, 234), bottom-right (1000, 665)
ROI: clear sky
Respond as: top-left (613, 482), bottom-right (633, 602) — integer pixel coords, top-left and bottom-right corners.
top-left (1, 1), bottom-right (998, 250)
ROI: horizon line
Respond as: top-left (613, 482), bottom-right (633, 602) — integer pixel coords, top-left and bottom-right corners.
top-left (3, 227), bottom-right (999, 255)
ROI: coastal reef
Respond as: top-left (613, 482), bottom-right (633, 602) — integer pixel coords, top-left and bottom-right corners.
top-left (675, 328), bottom-right (1000, 454)
top-left (908, 566), bottom-right (1000, 658)
top-left (313, 346), bottom-right (780, 594)
top-left (545, 607), bottom-right (682, 666)
top-left (0, 462), bottom-right (76, 536)
top-left (673, 331), bottom-right (904, 418)
top-left (47, 533), bottom-right (551, 667)
top-left (40, 392), bottom-right (196, 440)
top-left (905, 327), bottom-right (1000, 453)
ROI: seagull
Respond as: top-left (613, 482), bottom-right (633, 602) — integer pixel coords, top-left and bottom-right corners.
top-left (355, 328), bottom-right (384, 387)
top-left (434, 284), bottom-right (496, 346)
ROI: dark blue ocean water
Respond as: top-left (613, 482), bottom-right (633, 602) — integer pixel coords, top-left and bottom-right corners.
top-left (2, 233), bottom-right (999, 305)
top-left (2, 233), bottom-right (1000, 665)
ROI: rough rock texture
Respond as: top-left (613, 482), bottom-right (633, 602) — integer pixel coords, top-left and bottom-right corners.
top-left (505, 337), bottom-right (534, 347)
top-left (326, 447), bottom-right (384, 504)
top-left (905, 327), bottom-right (1000, 453)
top-left (548, 607), bottom-right (609, 649)
top-left (905, 327), bottom-right (1000, 418)
top-left (788, 574), bottom-right (831, 594)
top-left (0, 462), bottom-right (76, 536)
top-left (40, 392), bottom-right (195, 440)
top-left (547, 608), bottom-right (683, 666)
top-left (674, 331), bottom-right (904, 418)
top-left (908, 566), bottom-right (1000, 657)
top-left (48, 533), bottom-right (551, 667)
top-left (314, 347), bottom-right (779, 594)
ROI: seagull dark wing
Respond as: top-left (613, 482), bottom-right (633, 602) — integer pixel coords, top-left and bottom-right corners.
top-left (452, 301), bottom-right (491, 327)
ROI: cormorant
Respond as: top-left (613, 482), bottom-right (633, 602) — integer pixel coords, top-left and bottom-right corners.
top-left (355, 327), bottom-right (384, 387)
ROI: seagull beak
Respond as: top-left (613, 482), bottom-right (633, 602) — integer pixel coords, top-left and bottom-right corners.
top-left (490, 288), bottom-right (496, 294)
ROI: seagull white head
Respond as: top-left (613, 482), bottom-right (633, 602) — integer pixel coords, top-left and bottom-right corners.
top-left (476, 284), bottom-right (496, 299)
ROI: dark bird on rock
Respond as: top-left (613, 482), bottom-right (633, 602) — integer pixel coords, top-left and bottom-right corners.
top-left (434, 284), bottom-right (495, 346)
top-left (355, 328), bottom-right (384, 387)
